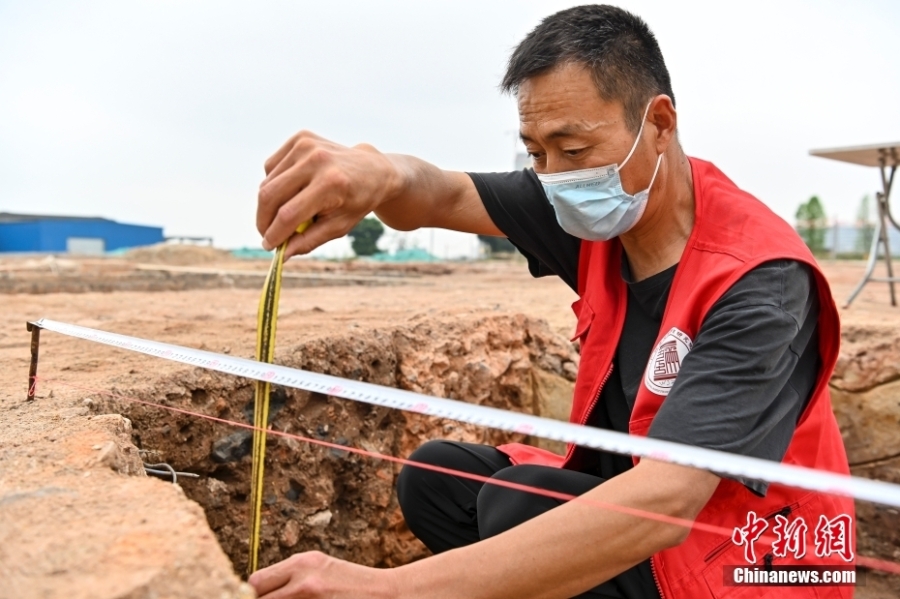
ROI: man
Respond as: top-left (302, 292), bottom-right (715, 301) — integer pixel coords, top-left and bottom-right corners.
top-left (250, 5), bottom-right (854, 598)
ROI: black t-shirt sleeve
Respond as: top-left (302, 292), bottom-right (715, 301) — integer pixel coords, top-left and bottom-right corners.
top-left (647, 260), bottom-right (821, 495)
top-left (468, 170), bottom-right (581, 292)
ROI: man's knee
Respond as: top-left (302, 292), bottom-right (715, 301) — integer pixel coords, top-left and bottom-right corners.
top-left (477, 465), bottom-right (574, 540)
top-left (396, 440), bottom-right (458, 512)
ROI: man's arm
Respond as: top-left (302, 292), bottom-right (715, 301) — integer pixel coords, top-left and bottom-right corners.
top-left (256, 130), bottom-right (502, 257)
top-left (649, 260), bottom-right (818, 495)
top-left (249, 459), bottom-right (720, 599)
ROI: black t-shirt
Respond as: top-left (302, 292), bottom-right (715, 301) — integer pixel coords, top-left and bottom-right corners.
top-left (469, 168), bottom-right (821, 496)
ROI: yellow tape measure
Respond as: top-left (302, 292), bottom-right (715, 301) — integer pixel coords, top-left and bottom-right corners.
top-left (248, 221), bottom-right (310, 575)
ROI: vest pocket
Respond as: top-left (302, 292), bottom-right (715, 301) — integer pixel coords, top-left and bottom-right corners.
top-left (698, 496), bottom-right (820, 598)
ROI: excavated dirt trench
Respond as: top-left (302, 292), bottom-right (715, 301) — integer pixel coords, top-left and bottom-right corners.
top-left (87, 313), bottom-right (579, 573)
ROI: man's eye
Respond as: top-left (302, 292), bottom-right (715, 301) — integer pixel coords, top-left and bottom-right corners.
top-left (564, 148), bottom-right (584, 157)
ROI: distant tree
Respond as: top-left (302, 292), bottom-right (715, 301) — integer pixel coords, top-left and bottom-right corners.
top-left (348, 218), bottom-right (385, 256)
top-left (478, 234), bottom-right (516, 255)
top-left (855, 194), bottom-right (875, 256)
top-left (796, 196), bottom-right (828, 254)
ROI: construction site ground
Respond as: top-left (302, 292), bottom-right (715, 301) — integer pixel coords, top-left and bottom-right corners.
top-left (1, 248), bottom-right (898, 598)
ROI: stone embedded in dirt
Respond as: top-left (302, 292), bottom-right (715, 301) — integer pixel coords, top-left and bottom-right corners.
top-left (83, 415), bottom-right (144, 475)
top-left (206, 477), bottom-right (231, 508)
top-left (832, 324), bottom-right (900, 392)
top-left (90, 440), bottom-right (130, 473)
top-left (240, 387), bottom-right (288, 424)
top-left (211, 430), bottom-right (253, 463)
top-left (280, 518), bottom-right (301, 548)
top-left (307, 510), bottom-right (333, 529)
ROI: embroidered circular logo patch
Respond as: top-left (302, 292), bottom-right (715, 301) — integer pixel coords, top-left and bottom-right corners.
top-left (644, 327), bottom-right (693, 396)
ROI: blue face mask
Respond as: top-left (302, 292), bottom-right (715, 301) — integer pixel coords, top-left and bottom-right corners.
top-left (536, 102), bottom-right (663, 241)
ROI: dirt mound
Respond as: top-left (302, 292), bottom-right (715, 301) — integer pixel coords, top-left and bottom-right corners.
top-left (0, 407), bottom-right (247, 599)
top-left (124, 243), bottom-right (233, 265)
top-left (90, 313), bottom-right (579, 574)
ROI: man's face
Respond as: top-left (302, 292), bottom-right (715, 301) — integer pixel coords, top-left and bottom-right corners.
top-left (518, 63), bottom-right (657, 192)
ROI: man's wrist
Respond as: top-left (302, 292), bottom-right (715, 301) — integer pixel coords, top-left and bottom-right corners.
top-left (381, 152), bottom-right (413, 208)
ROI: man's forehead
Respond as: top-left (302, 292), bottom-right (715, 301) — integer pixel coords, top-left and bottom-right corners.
top-left (516, 66), bottom-right (626, 142)
top-left (518, 108), bottom-right (626, 143)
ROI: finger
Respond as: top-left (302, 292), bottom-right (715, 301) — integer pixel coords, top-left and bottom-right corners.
top-left (262, 179), bottom-right (340, 250)
top-left (262, 135), bottom-right (325, 189)
top-left (262, 132), bottom-right (333, 191)
top-left (248, 563), bottom-right (293, 597)
top-left (257, 159), bottom-right (317, 237)
top-left (263, 135), bottom-right (298, 178)
top-left (263, 130), bottom-right (324, 176)
top-left (258, 144), bottom-right (342, 238)
top-left (284, 215), bottom-right (355, 258)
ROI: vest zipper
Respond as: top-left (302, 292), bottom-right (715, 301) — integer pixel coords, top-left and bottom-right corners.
top-left (650, 555), bottom-right (665, 599)
top-left (563, 362), bottom-right (615, 463)
top-left (581, 362), bottom-right (615, 425)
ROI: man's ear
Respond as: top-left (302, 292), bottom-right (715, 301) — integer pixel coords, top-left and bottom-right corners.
top-left (649, 95), bottom-right (677, 155)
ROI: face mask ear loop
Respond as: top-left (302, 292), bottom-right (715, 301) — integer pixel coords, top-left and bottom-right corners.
top-left (646, 152), bottom-right (663, 193)
top-left (624, 153), bottom-right (664, 236)
top-left (617, 100), bottom-right (654, 171)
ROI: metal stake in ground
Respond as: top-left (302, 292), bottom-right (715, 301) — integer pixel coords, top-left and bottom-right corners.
top-left (248, 222), bottom-right (309, 576)
top-left (26, 321), bottom-right (41, 401)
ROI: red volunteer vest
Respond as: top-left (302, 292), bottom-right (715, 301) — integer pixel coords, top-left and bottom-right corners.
top-left (498, 158), bottom-right (855, 598)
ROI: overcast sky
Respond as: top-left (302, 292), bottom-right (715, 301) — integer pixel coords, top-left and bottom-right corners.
top-left (1, 0), bottom-right (898, 256)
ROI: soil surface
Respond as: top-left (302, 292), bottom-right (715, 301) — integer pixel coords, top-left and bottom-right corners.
top-left (2, 253), bottom-right (899, 598)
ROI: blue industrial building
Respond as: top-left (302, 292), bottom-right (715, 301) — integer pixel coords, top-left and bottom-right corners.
top-left (0, 212), bottom-right (164, 254)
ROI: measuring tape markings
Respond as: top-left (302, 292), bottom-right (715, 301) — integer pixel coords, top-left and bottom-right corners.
top-left (33, 318), bottom-right (900, 510)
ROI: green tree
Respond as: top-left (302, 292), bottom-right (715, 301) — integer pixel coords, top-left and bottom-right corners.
top-left (477, 234), bottom-right (515, 255)
top-left (796, 196), bottom-right (828, 254)
top-left (855, 194), bottom-right (874, 256)
top-left (348, 217), bottom-right (385, 256)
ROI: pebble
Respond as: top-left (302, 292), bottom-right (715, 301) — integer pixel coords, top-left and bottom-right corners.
top-left (306, 509), bottom-right (332, 529)
top-left (279, 519), bottom-right (301, 548)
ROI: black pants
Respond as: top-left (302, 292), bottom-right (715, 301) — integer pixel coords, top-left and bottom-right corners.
top-left (396, 440), bottom-right (661, 599)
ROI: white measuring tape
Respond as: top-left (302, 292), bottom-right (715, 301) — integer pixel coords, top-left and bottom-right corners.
top-left (34, 318), bottom-right (900, 509)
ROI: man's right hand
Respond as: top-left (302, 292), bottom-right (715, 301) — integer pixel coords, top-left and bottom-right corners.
top-left (256, 131), bottom-right (502, 258)
top-left (257, 131), bottom-right (405, 257)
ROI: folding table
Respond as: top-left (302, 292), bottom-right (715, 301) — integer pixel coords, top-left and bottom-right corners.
top-left (809, 142), bottom-right (900, 307)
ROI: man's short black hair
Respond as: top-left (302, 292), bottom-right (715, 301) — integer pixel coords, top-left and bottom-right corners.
top-left (502, 4), bottom-right (675, 133)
